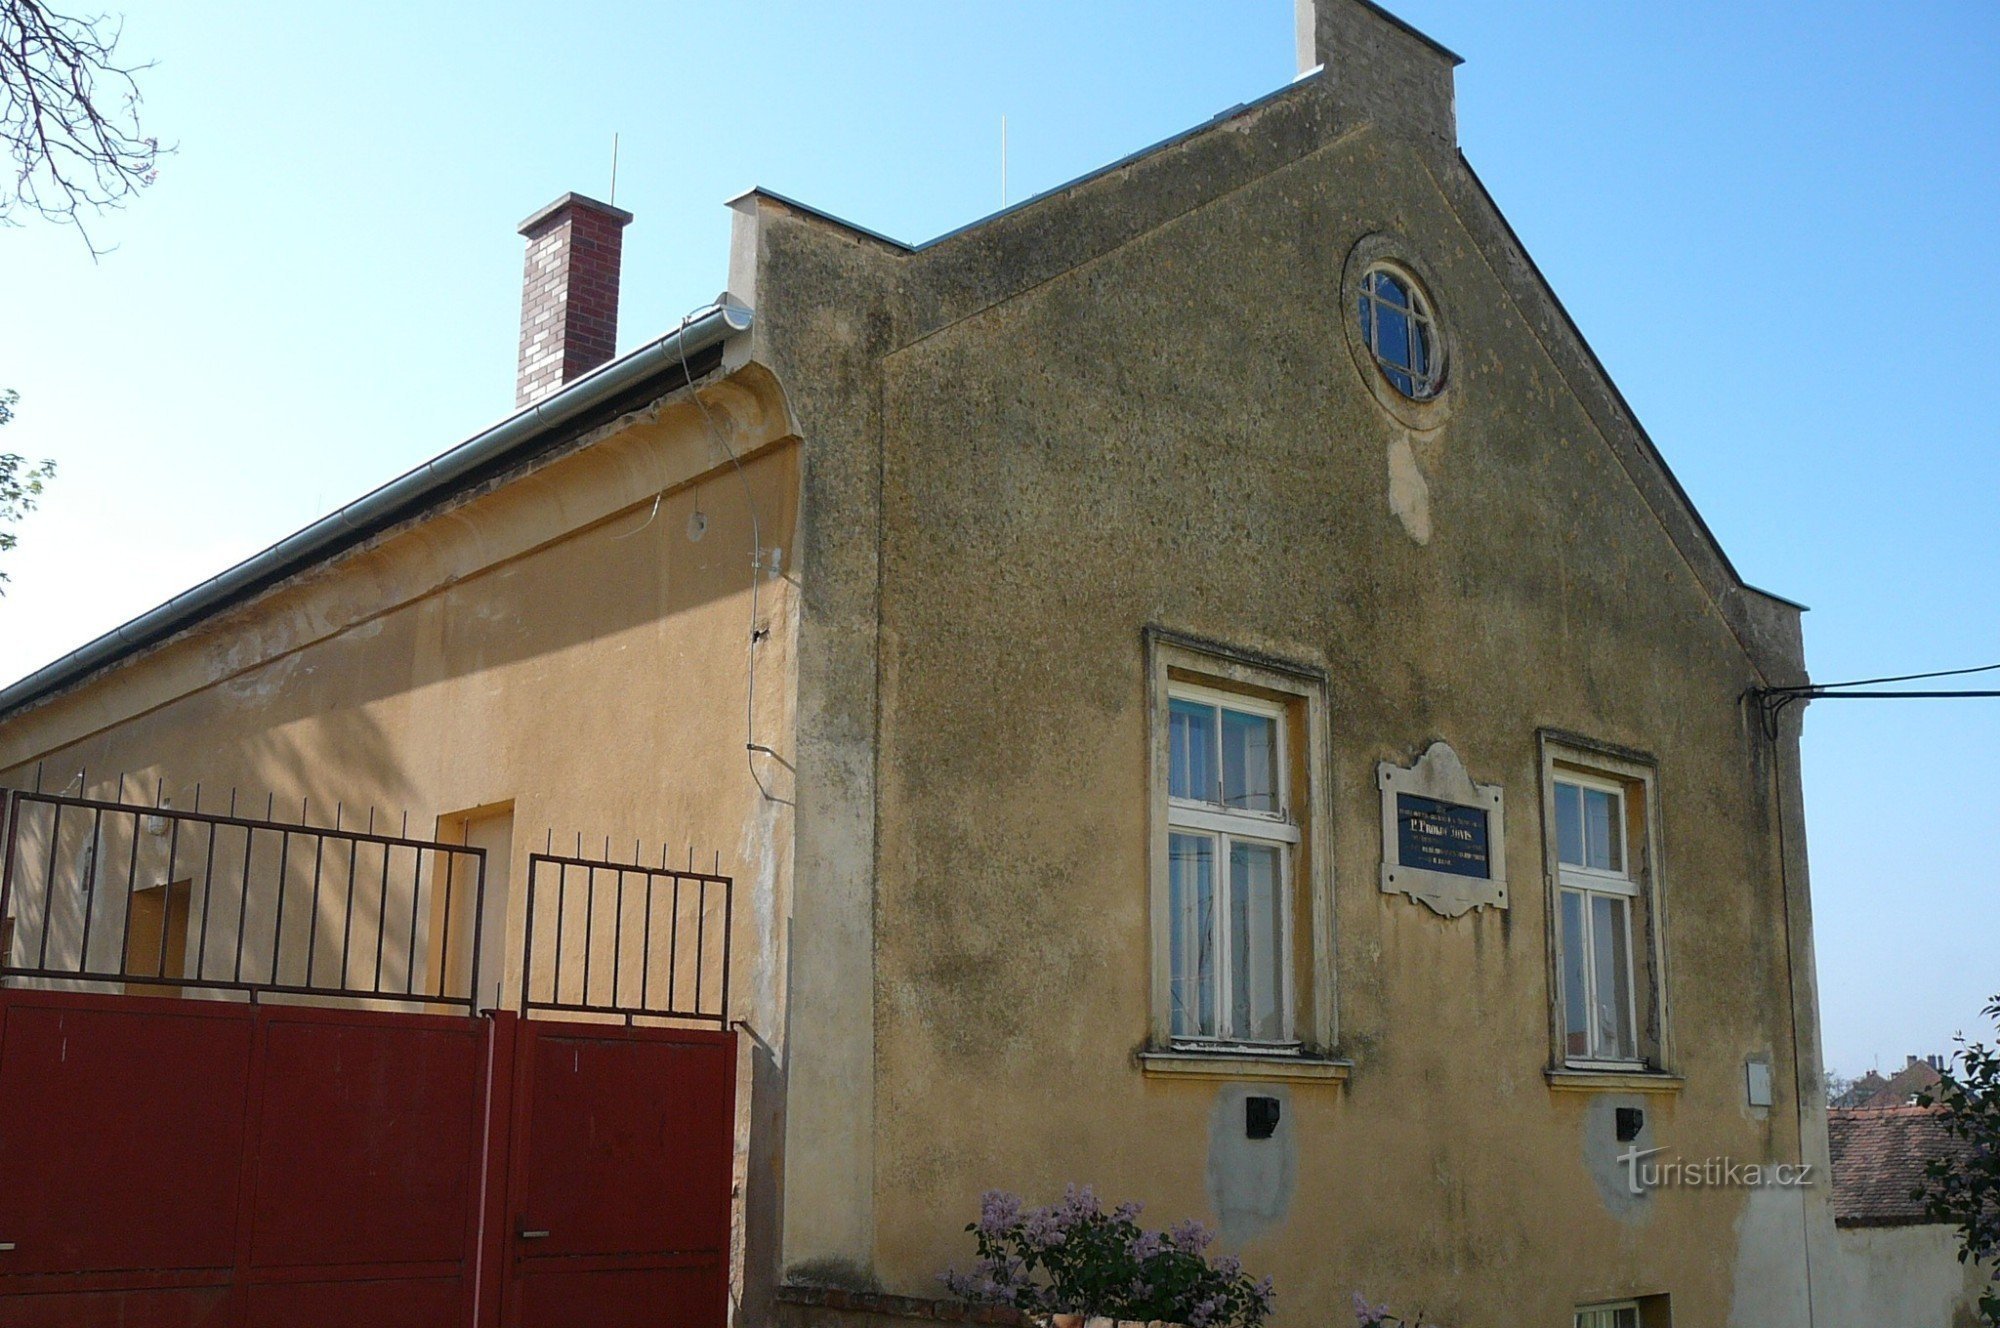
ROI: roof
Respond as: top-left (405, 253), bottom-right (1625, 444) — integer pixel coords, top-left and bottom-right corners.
top-left (1827, 1105), bottom-right (1969, 1227)
top-left (1835, 1059), bottom-right (1944, 1110)
top-left (0, 304), bottom-right (748, 721)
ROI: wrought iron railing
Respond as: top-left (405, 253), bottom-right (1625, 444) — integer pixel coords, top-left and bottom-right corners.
top-left (0, 790), bottom-right (489, 1013)
top-left (521, 844), bottom-right (731, 1024)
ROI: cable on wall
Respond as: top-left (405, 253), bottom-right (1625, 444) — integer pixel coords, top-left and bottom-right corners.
top-left (1751, 661), bottom-right (2000, 739)
top-left (671, 300), bottom-right (789, 807)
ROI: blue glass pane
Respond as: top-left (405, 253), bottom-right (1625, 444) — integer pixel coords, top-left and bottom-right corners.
top-left (1169, 699), bottom-right (1216, 803)
top-left (1374, 306), bottom-right (1413, 371)
top-left (1169, 833), bottom-right (1216, 1038)
top-left (1220, 708), bottom-right (1278, 813)
top-left (1584, 787), bottom-right (1621, 873)
top-left (1371, 271), bottom-right (1410, 309)
top-left (1561, 889), bottom-right (1590, 1058)
top-left (1555, 782), bottom-right (1585, 866)
top-left (1592, 893), bottom-right (1635, 1059)
top-left (1384, 366), bottom-right (1415, 396)
top-left (1229, 841), bottom-right (1284, 1042)
top-left (1410, 319), bottom-right (1431, 378)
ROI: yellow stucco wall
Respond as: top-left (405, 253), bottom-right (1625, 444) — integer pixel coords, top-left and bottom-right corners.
top-left (740, 39), bottom-right (1828, 1324)
top-left (0, 367), bottom-right (799, 1067)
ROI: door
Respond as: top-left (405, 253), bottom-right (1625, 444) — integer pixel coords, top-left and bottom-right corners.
top-left (500, 1020), bottom-right (735, 1328)
top-left (429, 805), bottom-right (514, 1012)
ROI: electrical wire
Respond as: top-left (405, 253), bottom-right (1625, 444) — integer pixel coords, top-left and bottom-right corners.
top-left (1788, 661), bottom-right (2000, 692)
top-left (673, 302), bottom-right (788, 807)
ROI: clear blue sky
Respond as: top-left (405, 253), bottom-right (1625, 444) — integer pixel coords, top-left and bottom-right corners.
top-left (1, 1), bottom-right (1994, 1079)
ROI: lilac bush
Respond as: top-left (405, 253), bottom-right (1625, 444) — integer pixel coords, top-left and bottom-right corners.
top-left (939, 1186), bottom-right (1275, 1328)
top-left (1350, 1293), bottom-right (1439, 1328)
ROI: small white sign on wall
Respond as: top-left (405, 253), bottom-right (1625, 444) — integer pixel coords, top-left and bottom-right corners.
top-left (1379, 740), bottom-right (1507, 918)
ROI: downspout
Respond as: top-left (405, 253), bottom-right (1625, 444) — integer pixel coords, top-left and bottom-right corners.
top-left (0, 299), bottom-right (753, 720)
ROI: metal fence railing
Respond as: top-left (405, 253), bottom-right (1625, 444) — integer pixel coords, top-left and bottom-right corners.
top-left (0, 790), bottom-right (489, 1013)
top-left (521, 845), bottom-right (731, 1025)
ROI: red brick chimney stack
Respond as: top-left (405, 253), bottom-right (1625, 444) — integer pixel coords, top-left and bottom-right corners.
top-left (515, 192), bottom-right (635, 408)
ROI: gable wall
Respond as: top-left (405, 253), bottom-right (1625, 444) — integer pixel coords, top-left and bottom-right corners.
top-left (760, 72), bottom-right (1819, 1324)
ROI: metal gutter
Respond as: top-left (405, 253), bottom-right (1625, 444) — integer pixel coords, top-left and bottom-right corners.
top-left (0, 299), bottom-right (754, 720)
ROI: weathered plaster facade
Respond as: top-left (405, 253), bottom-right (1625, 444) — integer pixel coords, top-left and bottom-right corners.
top-left (0, 2), bottom-right (1847, 1324)
top-left (736, 2), bottom-right (1831, 1322)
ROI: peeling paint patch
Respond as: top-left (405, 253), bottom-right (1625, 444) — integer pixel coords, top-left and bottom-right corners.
top-left (1206, 1083), bottom-right (1295, 1243)
top-left (1387, 435), bottom-right (1431, 544)
top-left (1580, 1093), bottom-right (1653, 1223)
top-left (1728, 1186), bottom-right (1811, 1327)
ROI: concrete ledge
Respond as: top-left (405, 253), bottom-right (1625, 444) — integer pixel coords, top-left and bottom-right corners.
top-left (1138, 1052), bottom-right (1352, 1083)
top-left (1545, 1069), bottom-right (1685, 1095)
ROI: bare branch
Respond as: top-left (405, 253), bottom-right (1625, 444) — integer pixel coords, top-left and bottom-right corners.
top-left (0, 0), bottom-right (166, 256)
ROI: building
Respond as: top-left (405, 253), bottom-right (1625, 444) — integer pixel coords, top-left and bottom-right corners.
top-left (0, 2), bottom-right (1849, 1324)
top-left (1834, 1055), bottom-right (1945, 1110)
top-left (1824, 1106), bottom-right (1988, 1325)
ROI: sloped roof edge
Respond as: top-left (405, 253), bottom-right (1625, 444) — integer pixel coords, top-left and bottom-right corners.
top-left (730, 69), bottom-right (1324, 257)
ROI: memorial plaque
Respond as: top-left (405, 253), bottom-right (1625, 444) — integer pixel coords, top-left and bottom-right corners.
top-left (1395, 793), bottom-right (1490, 880)
top-left (1379, 741), bottom-right (1508, 917)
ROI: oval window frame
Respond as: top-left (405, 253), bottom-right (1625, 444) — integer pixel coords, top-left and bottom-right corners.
top-left (1341, 235), bottom-right (1454, 428)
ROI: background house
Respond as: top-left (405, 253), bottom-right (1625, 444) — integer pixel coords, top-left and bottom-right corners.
top-left (1824, 1105), bottom-right (1988, 1325)
top-left (1834, 1054), bottom-right (1946, 1109)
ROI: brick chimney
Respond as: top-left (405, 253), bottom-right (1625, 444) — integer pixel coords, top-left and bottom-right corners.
top-left (515, 192), bottom-right (634, 407)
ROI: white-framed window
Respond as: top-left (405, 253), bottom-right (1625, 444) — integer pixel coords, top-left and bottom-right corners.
top-left (1575, 1302), bottom-right (1639, 1328)
top-left (1166, 684), bottom-right (1298, 1045)
top-left (1146, 631), bottom-right (1333, 1058)
top-left (1541, 732), bottom-right (1667, 1074)
top-left (1555, 770), bottom-right (1639, 1065)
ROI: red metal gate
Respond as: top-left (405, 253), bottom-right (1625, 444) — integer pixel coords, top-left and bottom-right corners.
top-left (491, 1017), bottom-right (736, 1328)
top-left (0, 991), bottom-right (736, 1327)
top-left (0, 793), bottom-right (737, 1328)
top-left (0, 988), bottom-right (492, 1326)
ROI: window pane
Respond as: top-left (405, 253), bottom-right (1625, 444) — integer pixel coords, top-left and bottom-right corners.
top-left (1169, 833), bottom-right (1216, 1038)
top-left (1410, 316), bottom-right (1431, 378)
top-left (1371, 270), bottom-right (1409, 309)
top-left (1221, 708), bottom-right (1279, 813)
top-left (1584, 786), bottom-right (1622, 873)
top-left (1229, 841), bottom-right (1284, 1043)
top-left (1592, 893), bottom-right (1637, 1060)
top-left (1561, 888), bottom-right (1591, 1059)
top-left (1169, 699), bottom-right (1216, 804)
top-left (1375, 304), bottom-right (1413, 371)
top-left (1556, 781), bottom-right (1585, 867)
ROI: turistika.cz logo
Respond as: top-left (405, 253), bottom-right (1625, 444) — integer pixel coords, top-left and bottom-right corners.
top-left (1617, 1147), bottom-right (1814, 1196)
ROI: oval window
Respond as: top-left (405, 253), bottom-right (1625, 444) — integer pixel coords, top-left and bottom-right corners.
top-left (1356, 265), bottom-right (1443, 400)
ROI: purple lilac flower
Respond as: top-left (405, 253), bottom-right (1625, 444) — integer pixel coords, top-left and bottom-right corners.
top-left (1111, 1199), bottom-right (1143, 1223)
top-left (1020, 1204), bottom-right (1067, 1250)
top-left (1128, 1230), bottom-right (1166, 1261)
top-left (1058, 1183), bottom-right (1102, 1222)
top-left (1187, 1293), bottom-right (1228, 1328)
top-left (1215, 1254), bottom-right (1243, 1279)
top-left (1168, 1218), bottom-right (1214, 1255)
top-left (977, 1190), bottom-right (1024, 1237)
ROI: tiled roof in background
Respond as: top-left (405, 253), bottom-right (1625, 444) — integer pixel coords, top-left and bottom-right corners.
top-left (1827, 1105), bottom-right (1972, 1227)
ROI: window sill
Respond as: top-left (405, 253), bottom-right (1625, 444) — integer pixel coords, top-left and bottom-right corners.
top-left (1545, 1068), bottom-right (1684, 1095)
top-left (1139, 1050), bottom-right (1352, 1083)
